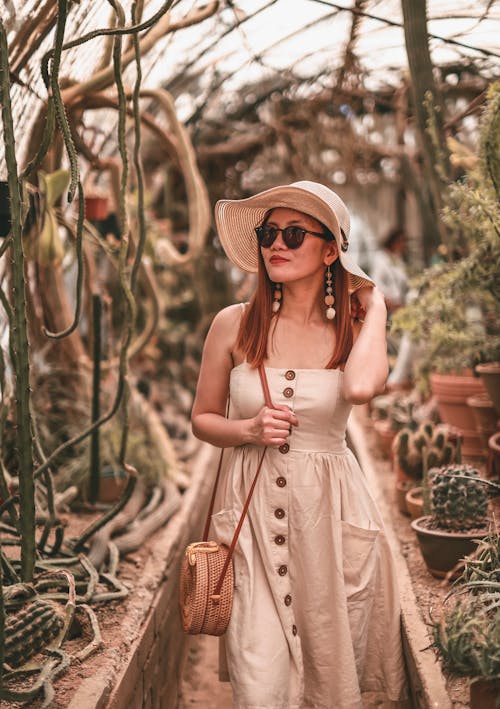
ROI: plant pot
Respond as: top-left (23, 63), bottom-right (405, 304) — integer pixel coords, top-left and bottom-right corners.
top-left (410, 515), bottom-right (490, 579)
top-left (488, 431), bottom-right (500, 480)
top-left (97, 466), bottom-right (128, 503)
top-left (469, 676), bottom-right (500, 709)
top-left (373, 419), bottom-right (396, 459)
top-left (85, 195), bottom-right (109, 221)
top-left (405, 486), bottom-right (424, 520)
top-left (467, 393), bottom-right (498, 450)
top-left (395, 479), bottom-right (415, 516)
top-left (476, 362), bottom-right (500, 417)
top-left (430, 371), bottom-right (487, 458)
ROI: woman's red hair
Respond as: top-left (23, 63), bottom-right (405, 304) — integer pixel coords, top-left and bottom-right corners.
top-left (235, 249), bottom-right (353, 369)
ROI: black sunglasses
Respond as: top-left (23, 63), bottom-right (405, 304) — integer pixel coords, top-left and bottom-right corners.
top-left (255, 224), bottom-right (332, 249)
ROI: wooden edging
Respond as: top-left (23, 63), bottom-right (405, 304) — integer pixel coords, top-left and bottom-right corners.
top-left (68, 442), bottom-right (218, 709)
top-left (348, 408), bottom-right (452, 709)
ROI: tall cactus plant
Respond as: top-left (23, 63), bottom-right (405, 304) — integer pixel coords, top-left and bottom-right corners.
top-left (0, 20), bottom-right (36, 582)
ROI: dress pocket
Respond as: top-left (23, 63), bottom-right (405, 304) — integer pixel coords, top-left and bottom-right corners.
top-left (341, 520), bottom-right (380, 602)
top-left (341, 520), bottom-right (380, 675)
top-left (211, 508), bottom-right (237, 547)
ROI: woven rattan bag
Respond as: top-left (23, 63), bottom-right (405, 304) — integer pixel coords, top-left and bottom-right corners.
top-left (178, 365), bottom-right (272, 636)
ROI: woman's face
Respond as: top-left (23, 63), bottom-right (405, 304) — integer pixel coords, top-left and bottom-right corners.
top-left (260, 207), bottom-right (338, 284)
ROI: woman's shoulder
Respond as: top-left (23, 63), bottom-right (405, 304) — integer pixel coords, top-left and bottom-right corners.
top-left (208, 303), bottom-right (247, 340)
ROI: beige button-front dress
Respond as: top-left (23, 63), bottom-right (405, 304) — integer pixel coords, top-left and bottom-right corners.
top-left (212, 362), bottom-right (407, 709)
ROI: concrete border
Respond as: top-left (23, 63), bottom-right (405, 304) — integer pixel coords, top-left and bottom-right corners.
top-left (348, 409), bottom-right (452, 709)
top-left (67, 442), bottom-right (217, 709)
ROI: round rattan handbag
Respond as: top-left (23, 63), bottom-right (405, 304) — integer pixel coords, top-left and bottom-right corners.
top-left (179, 365), bottom-right (272, 636)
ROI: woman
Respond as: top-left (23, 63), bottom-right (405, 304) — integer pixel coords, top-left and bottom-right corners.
top-left (191, 181), bottom-right (407, 708)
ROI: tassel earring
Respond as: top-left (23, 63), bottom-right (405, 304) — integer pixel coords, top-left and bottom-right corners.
top-left (325, 265), bottom-right (335, 320)
top-left (272, 283), bottom-right (282, 312)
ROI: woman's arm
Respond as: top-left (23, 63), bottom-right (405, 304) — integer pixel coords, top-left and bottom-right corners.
top-left (191, 305), bottom-right (297, 448)
top-left (342, 286), bottom-right (388, 404)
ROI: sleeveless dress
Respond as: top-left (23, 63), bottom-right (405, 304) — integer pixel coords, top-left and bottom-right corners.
top-left (212, 362), bottom-right (407, 709)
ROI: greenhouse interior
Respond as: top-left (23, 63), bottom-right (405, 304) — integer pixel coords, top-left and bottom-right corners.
top-left (0, 1), bottom-right (499, 707)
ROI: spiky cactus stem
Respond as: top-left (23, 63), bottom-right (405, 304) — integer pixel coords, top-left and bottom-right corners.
top-left (0, 539), bottom-right (4, 685)
top-left (0, 20), bottom-right (36, 582)
top-left (431, 465), bottom-right (489, 531)
top-left (89, 294), bottom-right (102, 503)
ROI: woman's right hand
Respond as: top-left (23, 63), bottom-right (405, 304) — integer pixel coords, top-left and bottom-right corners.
top-left (248, 405), bottom-right (298, 447)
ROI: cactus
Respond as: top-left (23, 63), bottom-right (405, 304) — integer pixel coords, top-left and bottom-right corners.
top-left (393, 421), bottom-right (456, 480)
top-left (4, 599), bottom-right (64, 667)
top-left (430, 464), bottom-right (489, 531)
top-left (432, 591), bottom-right (500, 678)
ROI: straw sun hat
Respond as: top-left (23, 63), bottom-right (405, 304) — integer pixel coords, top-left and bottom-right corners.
top-left (215, 180), bottom-right (373, 294)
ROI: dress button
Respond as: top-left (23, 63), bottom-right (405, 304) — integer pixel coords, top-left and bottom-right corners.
top-left (292, 624), bottom-right (298, 636)
top-left (285, 370), bottom-right (296, 381)
top-left (284, 594), bottom-right (292, 606)
top-left (279, 443), bottom-right (290, 454)
top-left (278, 565), bottom-right (288, 576)
top-left (274, 508), bottom-right (285, 519)
top-left (276, 476), bottom-right (287, 488)
top-left (275, 535), bottom-right (285, 545)
top-left (283, 387), bottom-right (294, 398)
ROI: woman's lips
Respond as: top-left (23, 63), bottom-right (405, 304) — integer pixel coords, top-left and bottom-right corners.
top-left (269, 256), bottom-right (289, 264)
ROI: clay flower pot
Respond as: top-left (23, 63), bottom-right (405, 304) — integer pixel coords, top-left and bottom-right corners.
top-left (405, 486), bottom-right (423, 520)
top-left (469, 677), bottom-right (500, 709)
top-left (97, 466), bottom-right (128, 503)
top-left (395, 479), bottom-right (415, 516)
top-left (85, 195), bottom-right (109, 221)
top-left (430, 371), bottom-right (486, 458)
top-left (476, 362), bottom-right (500, 417)
top-left (467, 393), bottom-right (498, 450)
top-left (488, 431), bottom-right (500, 479)
top-left (411, 515), bottom-right (490, 579)
top-left (373, 419), bottom-right (396, 459)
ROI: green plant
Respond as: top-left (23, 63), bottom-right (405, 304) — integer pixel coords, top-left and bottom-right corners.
top-left (425, 464), bottom-right (493, 531)
top-left (432, 590), bottom-right (500, 679)
top-left (393, 83), bottom-right (500, 391)
top-left (4, 599), bottom-right (64, 668)
top-left (461, 529), bottom-right (500, 588)
top-left (392, 422), bottom-right (456, 480)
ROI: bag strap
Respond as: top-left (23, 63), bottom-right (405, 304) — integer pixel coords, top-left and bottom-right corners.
top-left (208, 363), bottom-right (273, 601)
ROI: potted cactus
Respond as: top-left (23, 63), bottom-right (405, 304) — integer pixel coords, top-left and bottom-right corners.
top-left (431, 529), bottom-right (500, 708)
top-left (392, 421), bottom-right (457, 515)
top-left (411, 463), bottom-right (500, 578)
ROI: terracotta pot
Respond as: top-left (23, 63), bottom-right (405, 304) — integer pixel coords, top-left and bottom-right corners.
top-left (467, 393), bottom-right (498, 449)
top-left (97, 466), bottom-right (127, 503)
top-left (430, 372), bottom-right (486, 458)
top-left (411, 515), bottom-right (489, 579)
top-left (469, 677), bottom-right (500, 709)
top-left (488, 431), bottom-right (500, 480)
top-left (373, 419), bottom-right (396, 459)
top-left (476, 362), bottom-right (500, 417)
top-left (405, 486), bottom-right (424, 520)
top-left (85, 195), bottom-right (109, 221)
top-left (395, 479), bottom-right (414, 516)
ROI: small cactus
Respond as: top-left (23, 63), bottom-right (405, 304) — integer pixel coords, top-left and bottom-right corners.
top-left (4, 598), bottom-right (64, 667)
top-left (430, 464), bottom-right (489, 531)
top-left (393, 422), bottom-right (456, 480)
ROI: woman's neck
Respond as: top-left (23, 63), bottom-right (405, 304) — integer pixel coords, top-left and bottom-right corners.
top-left (280, 280), bottom-right (325, 324)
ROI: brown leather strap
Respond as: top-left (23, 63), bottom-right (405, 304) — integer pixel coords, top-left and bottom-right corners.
top-left (202, 447), bottom-right (225, 542)
top-left (210, 363), bottom-right (273, 599)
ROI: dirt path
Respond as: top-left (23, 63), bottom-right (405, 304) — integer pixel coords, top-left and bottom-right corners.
top-left (179, 635), bottom-right (233, 708)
